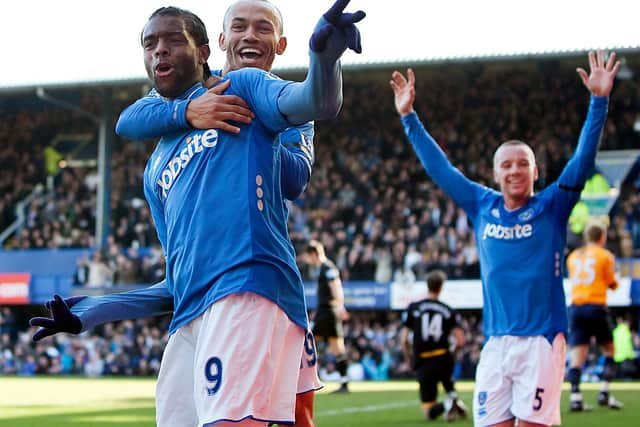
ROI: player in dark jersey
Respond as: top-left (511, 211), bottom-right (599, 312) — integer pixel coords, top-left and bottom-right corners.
top-left (401, 269), bottom-right (467, 421)
top-left (304, 240), bottom-right (350, 393)
top-left (566, 220), bottom-right (623, 411)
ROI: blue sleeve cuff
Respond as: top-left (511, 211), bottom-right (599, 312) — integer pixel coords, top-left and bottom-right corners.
top-left (174, 99), bottom-right (190, 128)
top-left (400, 111), bottom-right (419, 126)
top-left (590, 95), bottom-right (608, 109)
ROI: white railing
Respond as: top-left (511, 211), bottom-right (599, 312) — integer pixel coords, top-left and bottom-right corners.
top-left (0, 183), bottom-right (46, 246)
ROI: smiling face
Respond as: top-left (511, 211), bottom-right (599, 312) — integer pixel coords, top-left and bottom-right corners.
top-left (142, 14), bottom-right (209, 97)
top-left (493, 141), bottom-right (538, 210)
top-left (219, 0), bottom-right (286, 73)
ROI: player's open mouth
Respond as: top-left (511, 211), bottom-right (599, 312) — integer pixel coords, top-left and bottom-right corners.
top-left (239, 48), bottom-right (263, 60)
top-left (155, 63), bottom-right (174, 77)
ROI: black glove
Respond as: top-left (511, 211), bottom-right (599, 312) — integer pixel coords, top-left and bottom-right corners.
top-left (29, 294), bottom-right (86, 341)
top-left (309, 0), bottom-right (366, 54)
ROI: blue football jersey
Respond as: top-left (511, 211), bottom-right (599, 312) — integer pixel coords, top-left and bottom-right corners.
top-left (401, 96), bottom-right (609, 341)
top-left (144, 68), bottom-right (309, 333)
top-left (116, 71), bottom-right (315, 201)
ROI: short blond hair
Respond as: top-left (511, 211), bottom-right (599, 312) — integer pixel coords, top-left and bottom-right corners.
top-left (493, 140), bottom-right (535, 169)
top-left (583, 220), bottom-right (606, 244)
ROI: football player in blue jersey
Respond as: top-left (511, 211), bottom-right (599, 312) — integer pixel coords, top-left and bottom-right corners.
top-left (32, 2), bottom-right (321, 425)
top-left (391, 50), bottom-right (620, 427)
top-left (31, 2), bottom-right (365, 427)
top-left (136, 2), bottom-right (364, 425)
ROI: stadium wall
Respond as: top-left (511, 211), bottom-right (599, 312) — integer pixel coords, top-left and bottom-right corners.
top-left (1, 249), bottom-right (639, 308)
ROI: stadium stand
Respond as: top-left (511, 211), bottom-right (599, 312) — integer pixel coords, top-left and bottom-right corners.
top-left (1, 54), bottom-right (639, 379)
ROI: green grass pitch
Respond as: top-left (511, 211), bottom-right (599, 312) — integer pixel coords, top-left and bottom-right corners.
top-left (0, 377), bottom-right (638, 426)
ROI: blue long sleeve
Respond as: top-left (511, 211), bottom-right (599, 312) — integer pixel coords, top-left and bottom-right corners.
top-left (557, 96), bottom-right (608, 190)
top-left (280, 149), bottom-right (310, 200)
top-left (400, 112), bottom-right (487, 214)
top-left (279, 123), bottom-right (315, 200)
top-left (277, 18), bottom-right (343, 124)
top-left (117, 85), bottom-right (315, 201)
top-left (115, 90), bottom-right (191, 140)
top-left (70, 281), bottom-right (173, 332)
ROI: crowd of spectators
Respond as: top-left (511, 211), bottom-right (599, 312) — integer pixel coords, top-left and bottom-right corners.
top-left (2, 305), bottom-right (639, 383)
top-left (315, 310), bottom-right (485, 382)
top-left (1, 57), bottom-right (640, 379)
top-left (0, 306), bottom-right (167, 377)
top-left (289, 60), bottom-right (640, 282)
top-left (2, 59), bottom-right (640, 286)
top-left (73, 238), bottom-right (165, 287)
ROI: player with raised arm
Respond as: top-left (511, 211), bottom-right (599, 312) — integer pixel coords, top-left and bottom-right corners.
top-left (566, 220), bottom-right (623, 412)
top-left (32, 2), bottom-right (365, 426)
top-left (400, 269), bottom-right (467, 422)
top-left (116, 0), bottom-right (316, 202)
top-left (32, 2), bottom-right (326, 424)
top-left (391, 50), bottom-right (619, 427)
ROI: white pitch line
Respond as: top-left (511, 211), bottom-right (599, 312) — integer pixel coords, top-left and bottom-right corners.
top-left (317, 400), bottom-right (417, 417)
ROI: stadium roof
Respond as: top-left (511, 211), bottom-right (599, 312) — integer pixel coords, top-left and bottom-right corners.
top-left (2, 0), bottom-right (639, 93)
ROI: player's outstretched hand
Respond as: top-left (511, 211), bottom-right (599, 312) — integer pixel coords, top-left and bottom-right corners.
top-left (29, 294), bottom-right (85, 341)
top-left (309, 0), bottom-right (366, 55)
top-left (390, 69), bottom-right (416, 116)
top-left (577, 50), bottom-right (620, 98)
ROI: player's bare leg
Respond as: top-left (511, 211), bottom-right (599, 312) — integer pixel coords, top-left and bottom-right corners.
top-left (518, 420), bottom-right (550, 427)
top-left (293, 391), bottom-right (315, 427)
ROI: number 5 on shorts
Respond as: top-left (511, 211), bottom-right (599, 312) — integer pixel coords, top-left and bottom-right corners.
top-left (533, 387), bottom-right (545, 411)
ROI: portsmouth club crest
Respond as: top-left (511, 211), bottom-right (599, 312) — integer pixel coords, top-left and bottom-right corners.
top-left (518, 208), bottom-right (534, 221)
top-left (478, 391), bottom-right (487, 406)
top-left (477, 391), bottom-right (488, 417)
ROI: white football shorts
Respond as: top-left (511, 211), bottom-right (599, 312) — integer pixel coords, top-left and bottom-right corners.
top-left (473, 333), bottom-right (566, 426)
top-left (156, 292), bottom-right (306, 427)
top-left (299, 328), bottom-right (323, 394)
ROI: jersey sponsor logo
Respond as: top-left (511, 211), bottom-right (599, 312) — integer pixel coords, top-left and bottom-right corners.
top-left (415, 301), bottom-right (452, 317)
top-left (482, 222), bottom-right (532, 240)
top-left (157, 129), bottom-right (219, 198)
